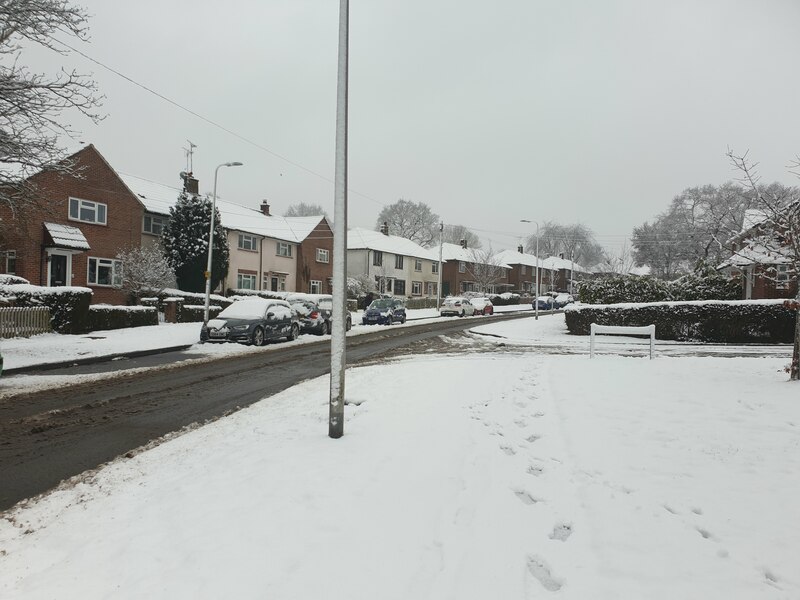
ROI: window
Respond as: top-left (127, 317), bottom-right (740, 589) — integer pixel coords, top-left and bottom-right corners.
top-left (395, 255), bottom-right (404, 270)
top-left (411, 281), bottom-right (422, 296)
top-left (776, 265), bottom-right (790, 287)
top-left (310, 280), bottom-right (322, 294)
top-left (373, 251), bottom-right (383, 266)
top-left (88, 257), bottom-right (122, 287)
top-left (459, 261), bottom-right (466, 273)
top-left (414, 259), bottom-right (422, 271)
top-left (316, 248), bottom-right (330, 263)
top-left (69, 197), bottom-right (107, 225)
top-left (238, 234), bottom-right (258, 251)
top-left (277, 241), bottom-right (293, 257)
top-left (394, 279), bottom-right (406, 296)
top-left (237, 272), bottom-right (257, 289)
top-left (521, 265), bottom-right (526, 275)
top-left (143, 214), bottom-right (168, 236)
top-left (3, 250), bottom-right (16, 274)
top-left (431, 262), bottom-right (439, 274)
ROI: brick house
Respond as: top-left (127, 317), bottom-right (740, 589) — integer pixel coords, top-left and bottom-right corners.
top-left (440, 242), bottom-right (512, 296)
top-left (0, 145), bottom-right (144, 304)
top-left (495, 246), bottom-right (542, 294)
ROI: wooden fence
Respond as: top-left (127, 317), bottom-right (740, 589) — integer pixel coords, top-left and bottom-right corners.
top-left (0, 307), bottom-right (52, 338)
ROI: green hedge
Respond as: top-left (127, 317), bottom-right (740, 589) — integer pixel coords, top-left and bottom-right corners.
top-left (578, 274), bottom-right (740, 304)
top-left (564, 300), bottom-right (794, 343)
top-left (0, 285), bottom-right (92, 334)
top-left (180, 304), bottom-right (221, 322)
top-left (88, 305), bottom-right (158, 331)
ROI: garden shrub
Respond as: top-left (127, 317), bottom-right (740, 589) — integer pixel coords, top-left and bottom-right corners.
top-left (180, 304), bottom-right (221, 322)
top-left (0, 284), bottom-right (92, 334)
top-left (578, 273), bottom-right (741, 304)
top-left (564, 300), bottom-right (793, 343)
top-left (88, 305), bottom-right (158, 331)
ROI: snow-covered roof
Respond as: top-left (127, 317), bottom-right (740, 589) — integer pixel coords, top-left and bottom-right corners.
top-left (118, 173), bottom-right (326, 244)
top-left (539, 255), bottom-right (589, 273)
top-left (439, 243), bottom-right (511, 269)
top-left (347, 228), bottom-right (439, 261)
top-left (494, 249), bottom-right (540, 268)
top-left (43, 222), bottom-right (90, 250)
top-left (740, 209), bottom-right (769, 234)
top-left (719, 243), bottom-right (792, 268)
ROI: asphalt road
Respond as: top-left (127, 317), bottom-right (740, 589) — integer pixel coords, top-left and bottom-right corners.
top-left (0, 312), bottom-right (534, 512)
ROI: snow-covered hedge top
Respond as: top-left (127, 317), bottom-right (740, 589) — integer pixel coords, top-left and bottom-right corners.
top-left (140, 297), bottom-right (159, 302)
top-left (89, 304), bottom-right (156, 312)
top-left (183, 304), bottom-right (218, 310)
top-left (0, 284), bottom-right (92, 296)
top-left (491, 292), bottom-right (519, 300)
top-left (0, 274), bottom-right (29, 285)
top-left (565, 298), bottom-right (788, 311)
top-left (161, 288), bottom-right (227, 302)
top-left (163, 297), bottom-right (185, 302)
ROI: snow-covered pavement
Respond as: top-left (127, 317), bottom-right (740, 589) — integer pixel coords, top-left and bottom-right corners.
top-left (1, 316), bottom-right (798, 599)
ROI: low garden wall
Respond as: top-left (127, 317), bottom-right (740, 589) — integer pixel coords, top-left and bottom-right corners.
top-left (564, 300), bottom-right (794, 343)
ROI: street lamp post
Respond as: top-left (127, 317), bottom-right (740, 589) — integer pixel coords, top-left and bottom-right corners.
top-left (203, 161), bottom-right (243, 326)
top-left (437, 222), bottom-right (443, 309)
top-left (520, 219), bottom-right (539, 320)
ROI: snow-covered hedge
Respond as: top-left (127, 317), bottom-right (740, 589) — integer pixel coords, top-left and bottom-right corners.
top-left (88, 305), bottom-right (158, 331)
top-left (227, 288), bottom-right (288, 300)
top-left (564, 299), bottom-right (793, 343)
top-left (488, 292), bottom-right (521, 306)
top-left (0, 274), bottom-right (29, 286)
top-left (578, 273), bottom-right (740, 304)
top-left (138, 288), bottom-right (232, 312)
top-left (0, 284), bottom-right (92, 334)
top-left (180, 304), bottom-right (221, 322)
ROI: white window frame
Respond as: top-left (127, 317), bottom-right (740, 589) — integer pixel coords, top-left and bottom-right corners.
top-left (69, 197), bottom-right (107, 225)
top-left (459, 261), bottom-right (466, 273)
top-left (310, 279), bottom-right (322, 294)
top-left (316, 248), bottom-right (330, 263)
top-left (143, 214), bottom-right (168, 236)
top-left (411, 281), bottom-right (422, 295)
top-left (277, 241), bottom-right (293, 257)
top-left (88, 256), bottom-right (123, 287)
top-left (238, 234), bottom-right (258, 252)
top-left (237, 272), bottom-right (257, 289)
top-left (431, 261), bottom-right (439, 274)
top-left (373, 251), bottom-right (383, 266)
top-left (521, 265), bottom-right (526, 275)
top-left (414, 259), bottom-right (422, 271)
top-left (3, 250), bottom-right (16, 274)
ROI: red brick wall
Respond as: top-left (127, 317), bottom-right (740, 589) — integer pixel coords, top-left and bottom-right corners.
top-left (297, 219), bottom-right (334, 293)
top-left (0, 145), bottom-right (144, 304)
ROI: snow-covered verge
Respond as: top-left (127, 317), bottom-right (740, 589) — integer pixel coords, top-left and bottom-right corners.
top-left (0, 322), bottom-right (798, 598)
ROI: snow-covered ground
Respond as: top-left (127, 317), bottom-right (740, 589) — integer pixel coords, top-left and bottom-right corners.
top-left (1, 315), bottom-right (798, 599)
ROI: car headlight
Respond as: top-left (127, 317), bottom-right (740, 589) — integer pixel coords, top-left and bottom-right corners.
top-left (231, 324), bottom-right (248, 331)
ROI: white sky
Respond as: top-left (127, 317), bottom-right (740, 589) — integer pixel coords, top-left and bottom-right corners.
top-left (19, 0), bottom-right (800, 253)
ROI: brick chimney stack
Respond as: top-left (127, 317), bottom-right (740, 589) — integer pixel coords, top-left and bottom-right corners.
top-left (380, 221), bottom-right (389, 235)
top-left (260, 200), bottom-right (271, 216)
top-left (180, 171), bottom-right (199, 195)
top-left (518, 244), bottom-right (524, 253)
top-left (460, 239), bottom-right (467, 249)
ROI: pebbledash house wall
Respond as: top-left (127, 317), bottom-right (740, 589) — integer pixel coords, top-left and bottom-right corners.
top-left (0, 145), bottom-right (144, 304)
top-left (297, 218), bottom-right (334, 294)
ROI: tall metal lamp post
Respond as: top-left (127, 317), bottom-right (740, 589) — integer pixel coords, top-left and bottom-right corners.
top-left (203, 161), bottom-right (243, 326)
top-left (520, 219), bottom-right (539, 320)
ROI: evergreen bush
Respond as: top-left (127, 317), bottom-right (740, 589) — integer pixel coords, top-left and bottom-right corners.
top-left (88, 305), bottom-right (158, 331)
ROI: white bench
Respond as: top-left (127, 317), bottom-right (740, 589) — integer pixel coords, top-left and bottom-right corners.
top-left (589, 323), bottom-right (656, 359)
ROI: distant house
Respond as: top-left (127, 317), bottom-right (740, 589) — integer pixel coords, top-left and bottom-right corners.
top-left (0, 145), bottom-right (145, 304)
top-left (538, 256), bottom-right (589, 293)
top-left (347, 227), bottom-right (440, 297)
top-left (120, 174), bottom-right (333, 295)
top-left (718, 209), bottom-right (797, 300)
top-left (440, 242), bottom-right (512, 296)
top-left (494, 246), bottom-right (542, 294)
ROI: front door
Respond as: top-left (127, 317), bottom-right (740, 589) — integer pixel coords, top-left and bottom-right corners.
top-left (49, 254), bottom-right (68, 286)
top-left (271, 276), bottom-right (279, 292)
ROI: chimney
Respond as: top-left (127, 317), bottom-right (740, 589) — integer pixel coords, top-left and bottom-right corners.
top-left (260, 200), bottom-right (271, 216)
top-left (559, 252), bottom-right (564, 259)
top-left (460, 239), bottom-right (467, 249)
top-left (517, 244), bottom-right (524, 253)
top-left (380, 221), bottom-right (389, 236)
top-left (180, 171), bottom-right (199, 195)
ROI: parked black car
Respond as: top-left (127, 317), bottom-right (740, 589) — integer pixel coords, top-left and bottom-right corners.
top-left (316, 295), bottom-right (352, 331)
top-left (288, 295), bottom-right (352, 335)
top-left (200, 298), bottom-right (299, 345)
top-left (362, 298), bottom-right (406, 325)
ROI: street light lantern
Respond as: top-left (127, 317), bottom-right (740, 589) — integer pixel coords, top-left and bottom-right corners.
top-left (520, 219), bottom-right (540, 320)
top-left (203, 161), bottom-right (243, 326)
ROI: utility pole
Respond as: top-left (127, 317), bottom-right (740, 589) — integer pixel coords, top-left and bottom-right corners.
top-left (437, 222), bottom-right (443, 308)
top-left (329, 0), bottom-right (349, 439)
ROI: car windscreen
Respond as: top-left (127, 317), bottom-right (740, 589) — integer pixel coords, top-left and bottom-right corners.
top-left (218, 301), bottom-right (268, 320)
top-left (368, 300), bottom-right (393, 310)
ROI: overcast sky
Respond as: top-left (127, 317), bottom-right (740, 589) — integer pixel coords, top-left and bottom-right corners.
top-left (21, 0), bottom-right (800, 254)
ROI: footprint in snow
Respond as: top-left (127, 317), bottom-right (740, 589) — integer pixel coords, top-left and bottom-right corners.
top-left (514, 419), bottom-right (527, 428)
top-left (525, 434), bottom-right (541, 444)
top-left (549, 523), bottom-right (573, 541)
top-left (696, 526), bottom-right (714, 541)
top-left (526, 556), bottom-right (563, 592)
top-left (691, 507), bottom-right (703, 515)
top-left (527, 465), bottom-right (544, 477)
top-left (513, 490), bottom-right (541, 505)
top-left (500, 445), bottom-right (516, 456)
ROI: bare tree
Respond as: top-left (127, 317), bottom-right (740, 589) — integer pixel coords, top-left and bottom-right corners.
top-left (375, 199), bottom-right (440, 247)
top-left (727, 149), bottom-right (800, 379)
top-left (442, 224), bottom-right (481, 249)
top-left (116, 245), bottom-right (176, 303)
top-left (527, 222), bottom-right (603, 266)
top-left (466, 246), bottom-right (507, 293)
top-left (0, 1), bottom-right (103, 216)
top-left (284, 202), bottom-right (328, 218)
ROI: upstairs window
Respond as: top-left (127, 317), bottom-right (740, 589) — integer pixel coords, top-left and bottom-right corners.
top-left (3, 250), bottom-right (16, 274)
top-left (431, 262), bottom-right (439, 274)
top-left (373, 251), bottom-right (383, 266)
top-left (143, 214), bottom-right (168, 236)
top-left (316, 248), bottom-right (330, 263)
top-left (459, 261), bottom-right (466, 273)
top-left (69, 198), bottom-right (107, 225)
top-left (238, 234), bottom-right (258, 251)
top-left (395, 255), bottom-right (404, 269)
top-left (521, 265), bottom-right (527, 275)
top-left (414, 259), bottom-right (422, 271)
top-left (277, 241), bottom-right (293, 257)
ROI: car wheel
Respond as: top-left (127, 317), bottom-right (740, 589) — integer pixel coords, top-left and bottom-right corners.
top-left (286, 324), bottom-right (299, 341)
top-left (320, 320), bottom-right (330, 335)
top-left (251, 326), bottom-right (265, 346)
top-left (387, 316), bottom-right (394, 326)
top-left (401, 315), bottom-right (406, 324)
top-left (346, 316), bottom-right (352, 331)
top-left (458, 310), bottom-right (464, 317)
